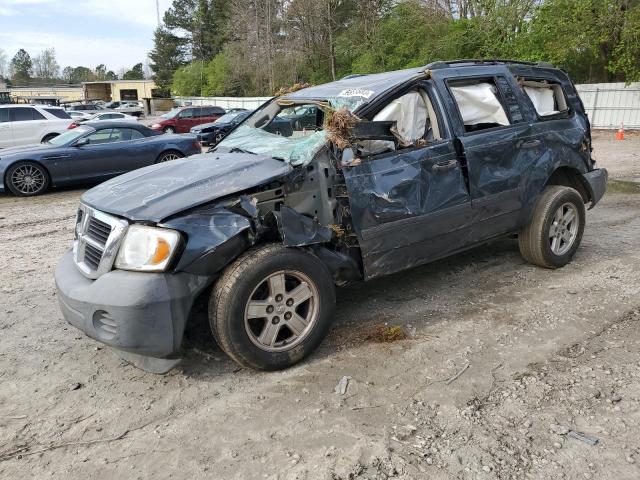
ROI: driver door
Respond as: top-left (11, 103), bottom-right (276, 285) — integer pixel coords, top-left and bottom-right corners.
top-left (66, 128), bottom-right (142, 183)
top-left (342, 85), bottom-right (472, 279)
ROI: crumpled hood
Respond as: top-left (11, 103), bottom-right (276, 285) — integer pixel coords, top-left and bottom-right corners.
top-left (81, 152), bottom-right (292, 222)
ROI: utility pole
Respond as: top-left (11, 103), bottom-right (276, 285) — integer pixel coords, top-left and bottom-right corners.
top-left (156, 0), bottom-right (161, 27)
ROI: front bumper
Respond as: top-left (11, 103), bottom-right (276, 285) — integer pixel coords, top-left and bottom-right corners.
top-left (193, 132), bottom-right (214, 144)
top-left (582, 168), bottom-right (608, 209)
top-left (55, 250), bottom-right (210, 361)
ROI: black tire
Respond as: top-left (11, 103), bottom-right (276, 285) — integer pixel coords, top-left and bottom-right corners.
top-left (156, 151), bottom-right (184, 163)
top-left (518, 185), bottom-right (585, 268)
top-left (163, 126), bottom-right (176, 134)
top-left (210, 243), bottom-right (336, 370)
top-left (41, 133), bottom-right (58, 143)
top-left (5, 161), bottom-right (50, 196)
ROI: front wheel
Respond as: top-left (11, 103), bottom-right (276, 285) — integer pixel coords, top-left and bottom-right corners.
top-left (518, 186), bottom-right (585, 268)
top-left (210, 243), bottom-right (336, 370)
top-left (156, 151), bottom-right (183, 163)
top-left (6, 161), bottom-right (50, 196)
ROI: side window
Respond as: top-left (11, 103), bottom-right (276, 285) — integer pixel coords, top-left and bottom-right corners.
top-left (180, 109), bottom-right (193, 119)
top-left (519, 79), bottom-right (569, 118)
top-left (110, 128), bottom-right (131, 141)
top-left (360, 88), bottom-right (442, 156)
top-left (10, 108), bottom-right (38, 122)
top-left (129, 129), bottom-right (145, 140)
top-left (448, 79), bottom-right (510, 133)
top-left (31, 109), bottom-right (45, 120)
top-left (87, 129), bottom-right (115, 144)
top-left (44, 108), bottom-right (71, 119)
top-left (0, 109), bottom-right (9, 122)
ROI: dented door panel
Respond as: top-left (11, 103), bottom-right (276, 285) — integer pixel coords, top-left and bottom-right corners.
top-left (343, 141), bottom-right (471, 279)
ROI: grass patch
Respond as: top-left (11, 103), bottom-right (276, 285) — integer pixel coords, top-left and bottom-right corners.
top-left (607, 179), bottom-right (640, 194)
top-left (365, 325), bottom-right (408, 343)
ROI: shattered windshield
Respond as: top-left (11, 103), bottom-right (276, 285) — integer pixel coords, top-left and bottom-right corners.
top-left (216, 100), bottom-right (330, 166)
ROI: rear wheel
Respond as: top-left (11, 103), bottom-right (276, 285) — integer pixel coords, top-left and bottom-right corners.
top-left (156, 151), bottom-right (183, 163)
top-left (518, 186), bottom-right (585, 268)
top-left (163, 126), bottom-right (176, 134)
top-left (210, 243), bottom-right (336, 370)
top-left (6, 161), bottom-right (50, 196)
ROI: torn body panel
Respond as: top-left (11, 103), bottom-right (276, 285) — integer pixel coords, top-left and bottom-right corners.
top-left (342, 140), bottom-right (471, 279)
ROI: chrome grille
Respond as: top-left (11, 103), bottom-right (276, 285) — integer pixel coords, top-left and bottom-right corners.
top-left (87, 217), bottom-right (112, 244)
top-left (83, 242), bottom-right (103, 269)
top-left (73, 204), bottom-right (128, 279)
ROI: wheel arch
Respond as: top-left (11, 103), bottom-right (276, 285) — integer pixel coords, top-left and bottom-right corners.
top-left (41, 132), bottom-right (59, 143)
top-left (155, 148), bottom-right (185, 163)
top-left (545, 166), bottom-right (591, 204)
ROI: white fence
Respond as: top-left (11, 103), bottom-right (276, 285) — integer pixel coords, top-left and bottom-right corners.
top-left (575, 83), bottom-right (640, 129)
top-left (176, 83), bottom-right (640, 130)
top-left (174, 96), bottom-right (271, 111)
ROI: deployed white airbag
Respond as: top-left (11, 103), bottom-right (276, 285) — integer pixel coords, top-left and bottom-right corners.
top-left (359, 91), bottom-right (429, 155)
top-left (373, 91), bottom-right (428, 145)
top-left (523, 85), bottom-right (558, 116)
top-left (450, 83), bottom-right (510, 126)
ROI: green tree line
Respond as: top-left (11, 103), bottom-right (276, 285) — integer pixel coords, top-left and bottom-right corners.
top-left (0, 47), bottom-right (147, 85)
top-left (150, 0), bottom-right (640, 98)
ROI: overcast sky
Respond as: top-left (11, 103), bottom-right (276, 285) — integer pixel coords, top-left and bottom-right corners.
top-left (0, 0), bottom-right (173, 73)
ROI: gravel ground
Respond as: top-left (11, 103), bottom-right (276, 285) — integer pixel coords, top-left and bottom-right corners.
top-left (0, 135), bottom-right (639, 479)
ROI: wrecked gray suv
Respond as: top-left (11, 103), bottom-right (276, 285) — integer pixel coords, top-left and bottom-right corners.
top-left (55, 60), bottom-right (607, 372)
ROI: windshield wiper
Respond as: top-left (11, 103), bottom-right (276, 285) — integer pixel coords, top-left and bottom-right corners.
top-left (230, 147), bottom-right (256, 155)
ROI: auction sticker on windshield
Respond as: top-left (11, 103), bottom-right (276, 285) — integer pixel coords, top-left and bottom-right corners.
top-left (338, 88), bottom-right (374, 99)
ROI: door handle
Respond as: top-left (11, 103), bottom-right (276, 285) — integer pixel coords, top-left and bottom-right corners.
top-left (521, 139), bottom-right (541, 148)
top-left (432, 159), bottom-right (458, 173)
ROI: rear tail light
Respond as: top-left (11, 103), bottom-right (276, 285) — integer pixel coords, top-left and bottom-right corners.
top-left (193, 141), bottom-right (201, 149)
top-left (67, 122), bottom-right (78, 129)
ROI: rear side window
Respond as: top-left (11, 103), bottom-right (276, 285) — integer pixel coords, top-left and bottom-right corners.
top-left (10, 107), bottom-right (44, 121)
top-left (130, 129), bottom-right (144, 140)
top-left (519, 79), bottom-right (569, 117)
top-left (448, 79), bottom-right (511, 132)
top-left (44, 108), bottom-right (71, 119)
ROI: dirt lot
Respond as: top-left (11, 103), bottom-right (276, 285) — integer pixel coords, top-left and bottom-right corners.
top-left (1, 132), bottom-right (639, 480)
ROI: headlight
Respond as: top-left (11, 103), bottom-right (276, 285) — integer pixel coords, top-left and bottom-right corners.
top-left (151, 123), bottom-right (161, 128)
top-left (115, 225), bottom-right (181, 272)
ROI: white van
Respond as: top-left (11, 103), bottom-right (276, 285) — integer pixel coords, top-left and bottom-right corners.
top-left (0, 105), bottom-right (73, 148)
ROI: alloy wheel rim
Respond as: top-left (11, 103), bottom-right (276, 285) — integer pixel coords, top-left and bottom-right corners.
top-left (160, 153), bottom-right (180, 162)
top-left (549, 202), bottom-right (579, 256)
top-left (244, 270), bottom-right (319, 352)
top-left (11, 165), bottom-right (45, 194)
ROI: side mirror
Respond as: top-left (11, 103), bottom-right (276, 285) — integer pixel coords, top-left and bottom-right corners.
top-left (74, 138), bottom-right (89, 147)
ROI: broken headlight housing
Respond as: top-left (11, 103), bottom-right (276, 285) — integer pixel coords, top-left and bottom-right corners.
top-left (115, 225), bottom-right (181, 272)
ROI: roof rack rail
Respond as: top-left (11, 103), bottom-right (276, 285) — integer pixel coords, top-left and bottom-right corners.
top-left (341, 73), bottom-right (368, 80)
top-left (426, 59), bottom-right (554, 69)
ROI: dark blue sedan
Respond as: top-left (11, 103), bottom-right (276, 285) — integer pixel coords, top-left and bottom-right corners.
top-left (190, 110), bottom-right (251, 145)
top-left (0, 121), bottom-right (201, 196)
